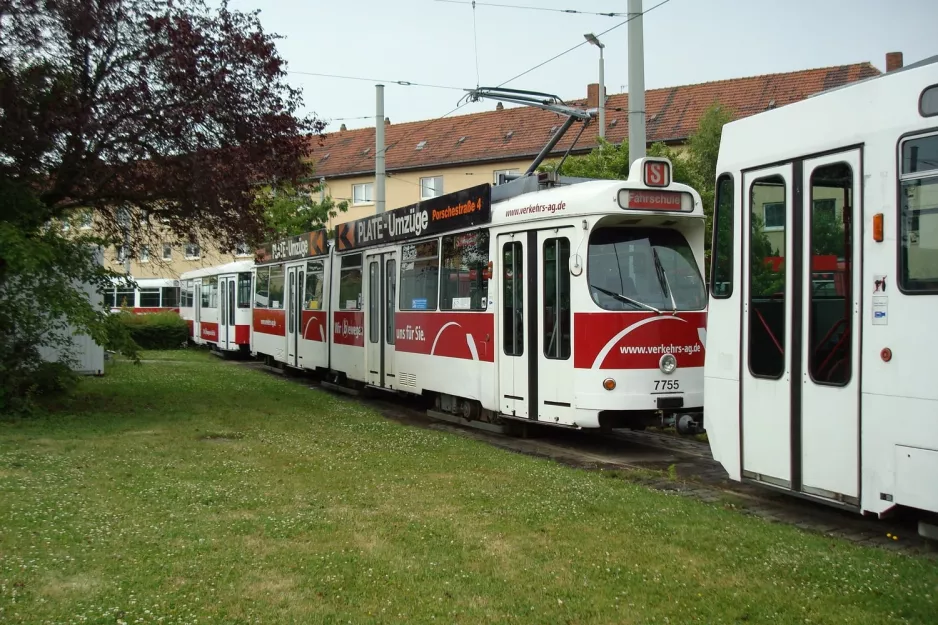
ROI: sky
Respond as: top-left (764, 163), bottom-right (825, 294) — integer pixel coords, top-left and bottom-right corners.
top-left (224, 0), bottom-right (938, 131)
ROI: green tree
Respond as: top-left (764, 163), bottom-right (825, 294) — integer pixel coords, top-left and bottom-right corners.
top-left (257, 182), bottom-right (349, 238)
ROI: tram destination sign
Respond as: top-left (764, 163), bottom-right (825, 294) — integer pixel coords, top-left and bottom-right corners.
top-left (334, 183), bottom-right (491, 252)
top-left (255, 229), bottom-right (328, 264)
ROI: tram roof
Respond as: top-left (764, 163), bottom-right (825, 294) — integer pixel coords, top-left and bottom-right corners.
top-left (717, 56), bottom-right (938, 173)
top-left (179, 259), bottom-right (255, 280)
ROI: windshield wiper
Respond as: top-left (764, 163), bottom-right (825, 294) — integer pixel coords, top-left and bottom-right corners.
top-left (652, 248), bottom-right (678, 314)
top-left (590, 284), bottom-right (661, 314)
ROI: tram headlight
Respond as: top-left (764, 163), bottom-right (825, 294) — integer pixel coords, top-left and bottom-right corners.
top-left (659, 353), bottom-right (677, 374)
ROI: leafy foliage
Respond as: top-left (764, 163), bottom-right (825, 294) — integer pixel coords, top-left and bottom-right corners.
top-left (257, 182), bottom-right (349, 238)
top-left (0, 0), bottom-right (317, 409)
top-left (116, 311), bottom-right (188, 350)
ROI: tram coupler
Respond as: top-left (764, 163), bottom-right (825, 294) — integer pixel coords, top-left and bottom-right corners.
top-left (664, 411), bottom-right (704, 436)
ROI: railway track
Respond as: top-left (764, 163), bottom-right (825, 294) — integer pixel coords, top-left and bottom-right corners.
top-left (238, 358), bottom-right (936, 558)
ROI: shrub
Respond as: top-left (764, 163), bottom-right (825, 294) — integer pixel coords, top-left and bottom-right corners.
top-left (116, 311), bottom-right (188, 350)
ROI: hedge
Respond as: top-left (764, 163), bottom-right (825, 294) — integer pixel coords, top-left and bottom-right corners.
top-left (116, 311), bottom-right (188, 350)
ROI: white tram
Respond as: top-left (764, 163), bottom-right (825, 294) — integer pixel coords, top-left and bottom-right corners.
top-left (102, 277), bottom-right (180, 313)
top-left (179, 260), bottom-right (254, 352)
top-left (704, 55), bottom-right (938, 523)
top-left (239, 157), bottom-right (707, 430)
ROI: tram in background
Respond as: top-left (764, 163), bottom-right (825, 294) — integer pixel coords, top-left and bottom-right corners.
top-left (179, 260), bottom-right (254, 353)
top-left (703, 54), bottom-right (938, 533)
top-left (102, 278), bottom-right (180, 313)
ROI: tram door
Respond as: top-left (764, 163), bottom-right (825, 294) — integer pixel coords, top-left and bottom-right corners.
top-left (741, 150), bottom-right (860, 504)
top-left (286, 264), bottom-right (304, 368)
top-left (364, 251), bottom-right (398, 389)
top-left (193, 280), bottom-right (202, 342)
top-left (537, 229), bottom-right (575, 423)
top-left (498, 233), bottom-right (531, 418)
top-left (218, 275), bottom-right (236, 350)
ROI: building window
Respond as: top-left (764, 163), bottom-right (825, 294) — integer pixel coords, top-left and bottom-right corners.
top-left (185, 242), bottom-right (200, 259)
top-left (116, 246), bottom-right (126, 263)
top-left (420, 176), bottom-right (443, 200)
top-left (238, 272), bottom-right (252, 308)
top-left (763, 202), bottom-right (785, 231)
top-left (268, 265), bottom-right (285, 309)
top-left (140, 246), bottom-right (150, 263)
top-left (254, 266), bottom-right (270, 308)
top-left (162, 243), bottom-right (173, 261)
top-left (304, 261), bottom-right (324, 310)
top-left (235, 242), bottom-right (252, 257)
top-left (494, 169), bottom-right (520, 185)
top-left (440, 230), bottom-right (489, 310)
top-left (400, 240), bottom-right (439, 310)
top-left (339, 254), bottom-right (363, 310)
top-left (710, 174), bottom-right (734, 298)
top-left (139, 288), bottom-right (161, 308)
top-left (79, 210), bottom-right (93, 229)
top-left (352, 183), bottom-right (374, 205)
top-left (899, 132), bottom-right (938, 292)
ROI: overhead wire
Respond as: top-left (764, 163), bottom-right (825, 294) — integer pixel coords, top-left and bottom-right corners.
top-left (286, 70), bottom-right (464, 91)
top-left (495, 0), bottom-right (671, 88)
top-left (435, 0), bottom-right (626, 17)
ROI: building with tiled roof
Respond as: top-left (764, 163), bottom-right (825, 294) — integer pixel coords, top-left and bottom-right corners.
top-left (114, 53), bottom-right (899, 279)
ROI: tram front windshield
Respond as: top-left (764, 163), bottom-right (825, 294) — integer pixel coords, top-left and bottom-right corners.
top-left (588, 227), bottom-right (706, 312)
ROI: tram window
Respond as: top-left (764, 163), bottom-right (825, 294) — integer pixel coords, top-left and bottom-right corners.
top-left (115, 287), bottom-right (135, 308)
top-left (161, 287), bottom-right (180, 308)
top-left (139, 288), bottom-right (161, 308)
top-left (587, 227), bottom-right (706, 312)
top-left (254, 267), bottom-right (270, 308)
top-left (543, 238), bottom-right (571, 360)
top-left (268, 265), bottom-right (285, 310)
top-left (237, 272), bottom-right (252, 308)
top-left (287, 272), bottom-right (295, 334)
top-left (304, 261), bottom-right (324, 310)
top-left (808, 162), bottom-right (853, 386)
top-left (400, 240), bottom-right (439, 310)
top-left (748, 175), bottom-right (786, 379)
top-left (180, 282), bottom-right (191, 308)
top-left (710, 175), bottom-right (734, 298)
top-left (339, 253), bottom-right (363, 310)
top-left (440, 230), bottom-right (490, 310)
top-left (503, 241), bottom-right (523, 356)
top-left (369, 261), bottom-right (380, 344)
top-left (386, 259), bottom-right (396, 345)
top-left (920, 85), bottom-right (938, 117)
top-left (201, 277), bottom-right (218, 309)
top-left (899, 133), bottom-right (938, 293)
top-left (102, 288), bottom-right (116, 308)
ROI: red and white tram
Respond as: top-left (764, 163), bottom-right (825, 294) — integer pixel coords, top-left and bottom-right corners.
top-left (704, 55), bottom-right (938, 533)
top-left (240, 156), bottom-right (706, 429)
top-left (251, 230), bottom-right (331, 370)
top-left (179, 260), bottom-right (253, 352)
top-left (103, 278), bottom-right (180, 313)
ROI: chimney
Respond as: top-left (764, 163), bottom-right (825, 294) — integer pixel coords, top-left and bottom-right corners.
top-left (340, 123), bottom-right (347, 131)
top-left (587, 83), bottom-right (599, 108)
top-left (886, 51), bottom-right (903, 72)
top-left (384, 117), bottom-right (390, 125)
top-left (496, 102), bottom-right (504, 111)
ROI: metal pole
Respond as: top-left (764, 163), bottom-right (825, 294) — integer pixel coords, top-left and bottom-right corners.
top-left (375, 84), bottom-right (386, 214)
top-left (598, 46), bottom-right (605, 140)
top-left (628, 0), bottom-right (646, 166)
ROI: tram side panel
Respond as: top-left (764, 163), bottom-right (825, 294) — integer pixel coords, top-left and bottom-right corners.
top-left (252, 265), bottom-right (287, 361)
top-left (330, 251), bottom-right (366, 383)
top-left (297, 256), bottom-right (331, 371)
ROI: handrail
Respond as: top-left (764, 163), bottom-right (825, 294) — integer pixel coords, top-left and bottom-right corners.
top-left (754, 308), bottom-right (783, 354)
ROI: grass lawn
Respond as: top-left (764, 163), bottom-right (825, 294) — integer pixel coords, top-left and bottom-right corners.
top-left (0, 350), bottom-right (935, 624)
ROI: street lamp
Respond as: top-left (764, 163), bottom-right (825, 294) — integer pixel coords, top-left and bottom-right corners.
top-left (584, 33), bottom-right (605, 139)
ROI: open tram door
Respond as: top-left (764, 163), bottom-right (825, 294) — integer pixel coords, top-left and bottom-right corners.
top-left (364, 249), bottom-right (398, 390)
top-left (741, 149), bottom-right (861, 506)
